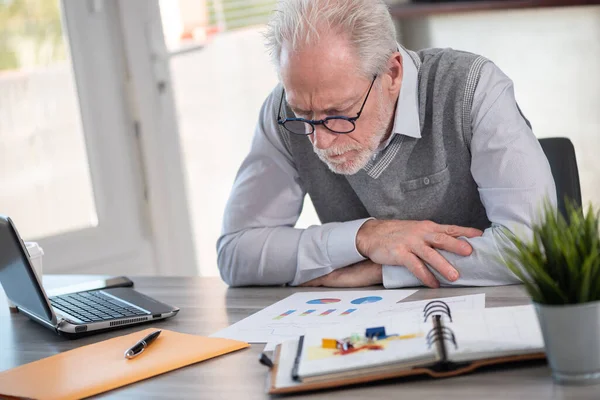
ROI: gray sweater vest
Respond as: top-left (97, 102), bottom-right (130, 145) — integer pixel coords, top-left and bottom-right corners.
top-left (277, 48), bottom-right (492, 231)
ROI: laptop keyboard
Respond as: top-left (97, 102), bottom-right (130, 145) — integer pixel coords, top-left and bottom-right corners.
top-left (49, 291), bottom-right (149, 323)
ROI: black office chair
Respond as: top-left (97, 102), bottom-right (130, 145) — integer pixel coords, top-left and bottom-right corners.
top-left (538, 137), bottom-right (582, 221)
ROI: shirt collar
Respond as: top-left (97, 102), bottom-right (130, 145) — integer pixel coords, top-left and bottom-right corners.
top-left (379, 44), bottom-right (421, 150)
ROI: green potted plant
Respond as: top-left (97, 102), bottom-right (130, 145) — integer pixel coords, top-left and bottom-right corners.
top-left (502, 200), bottom-right (600, 385)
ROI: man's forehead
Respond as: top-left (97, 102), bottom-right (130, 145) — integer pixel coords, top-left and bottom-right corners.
top-left (280, 55), bottom-right (359, 90)
top-left (280, 36), bottom-right (361, 84)
top-left (284, 83), bottom-right (360, 111)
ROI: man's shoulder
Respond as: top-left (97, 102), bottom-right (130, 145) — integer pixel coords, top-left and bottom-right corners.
top-left (414, 47), bottom-right (491, 90)
top-left (416, 47), bottom-right (489, 69)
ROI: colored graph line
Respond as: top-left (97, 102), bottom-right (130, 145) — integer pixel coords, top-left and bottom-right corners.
top-left (300, 309), bottom-right (316, 316)
top-left (319, 309), bottom-right (336, 316)
top-left (273, 310), bottom-right (296, 320)
top-left (340, 308), bottom-right (357, 316)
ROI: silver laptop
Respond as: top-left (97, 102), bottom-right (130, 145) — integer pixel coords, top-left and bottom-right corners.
top-left (0, 216), bottom-right (179, 339)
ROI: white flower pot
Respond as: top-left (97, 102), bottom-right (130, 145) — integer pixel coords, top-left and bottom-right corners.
top-left (534, 300), bottom-right (600, 385)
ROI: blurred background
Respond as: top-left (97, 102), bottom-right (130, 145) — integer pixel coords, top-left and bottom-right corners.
top-left (1, 0), bottom-right (599, 277)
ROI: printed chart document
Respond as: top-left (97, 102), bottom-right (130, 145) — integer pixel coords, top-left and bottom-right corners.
top-left (211, 290), bottom-right (417, 343)
top-left (262, 293), bottom-right (485, 351)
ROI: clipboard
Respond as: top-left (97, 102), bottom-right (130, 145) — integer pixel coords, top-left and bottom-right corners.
top-left (0, 328), bottom-right (249, 400)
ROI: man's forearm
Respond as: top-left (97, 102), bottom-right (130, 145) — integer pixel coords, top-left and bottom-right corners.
top-left (382, 224), bottom-right (522, 288)
top-left (217, 227), bottom-right (300, 286)
top-left (217, 219), bottom-right (370, 287)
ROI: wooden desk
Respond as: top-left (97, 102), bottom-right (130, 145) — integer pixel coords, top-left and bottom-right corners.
top-left (0, 276), bottom-right (596, 399)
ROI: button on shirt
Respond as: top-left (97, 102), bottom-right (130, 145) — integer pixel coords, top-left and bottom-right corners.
top-left (217, 46), bottom-right (557, 288)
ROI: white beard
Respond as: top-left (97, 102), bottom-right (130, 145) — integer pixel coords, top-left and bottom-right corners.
top-left (313, 92), bottom-right (393, 175)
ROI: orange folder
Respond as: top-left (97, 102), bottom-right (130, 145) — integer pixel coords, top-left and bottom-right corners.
top-left (0, 328), bottom-right (249, 400)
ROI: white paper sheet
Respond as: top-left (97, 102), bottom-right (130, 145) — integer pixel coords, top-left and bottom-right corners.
top-left (263, 293), bottom-right (486, 351)
top-left (447, 305), bottom-right (544, 362)
top-left (210, 289), bottom-right (417, 343)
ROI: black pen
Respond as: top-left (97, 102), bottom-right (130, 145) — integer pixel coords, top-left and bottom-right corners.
top-left (124, 330), bottom-right (162, 359)
top-left (291, 335), bottom-right (304, 381)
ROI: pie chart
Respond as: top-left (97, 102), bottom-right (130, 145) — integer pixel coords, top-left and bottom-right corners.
top-left (306, 298), bottom-right (341, 305)
top-left (351, 296), bottom-right (383, 305)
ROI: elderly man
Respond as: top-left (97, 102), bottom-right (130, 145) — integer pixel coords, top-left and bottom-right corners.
top-left (217, 0), bottom-right (556, 288)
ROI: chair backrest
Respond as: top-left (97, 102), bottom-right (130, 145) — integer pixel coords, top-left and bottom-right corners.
top-left (538, 137), bottom-right (582, 221)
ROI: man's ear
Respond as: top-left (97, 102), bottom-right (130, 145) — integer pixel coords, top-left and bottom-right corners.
top-left (385, 52), bottom-right (403, 97)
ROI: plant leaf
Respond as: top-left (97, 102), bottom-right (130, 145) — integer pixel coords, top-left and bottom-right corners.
top-left (500, 197), bottom-right (600, 304)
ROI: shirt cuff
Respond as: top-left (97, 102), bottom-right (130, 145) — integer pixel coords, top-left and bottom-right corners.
top-left (326, 217), bottom-right (372, 267)
top-left (382, 265), bottom-right (423, 288)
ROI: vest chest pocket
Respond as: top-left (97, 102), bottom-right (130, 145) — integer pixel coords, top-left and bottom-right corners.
top-left (399, 166), bottom-right (450, 192)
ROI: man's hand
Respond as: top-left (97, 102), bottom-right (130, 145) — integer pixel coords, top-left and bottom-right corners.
top-left (356, 219), bottom-right (483, 288)
top-left (300, 260), bottom-right (382, 288)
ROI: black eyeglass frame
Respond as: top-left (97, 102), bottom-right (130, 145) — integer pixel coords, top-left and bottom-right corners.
top-left (276, 75), bottom-right (378, 135)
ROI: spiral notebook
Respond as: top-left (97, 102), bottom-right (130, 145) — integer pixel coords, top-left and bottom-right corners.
top-left (268, 303), bottom-right (546, 394)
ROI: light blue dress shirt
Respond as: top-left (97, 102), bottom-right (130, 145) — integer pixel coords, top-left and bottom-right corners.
top-left (217, 46), bottom-right (557, 287)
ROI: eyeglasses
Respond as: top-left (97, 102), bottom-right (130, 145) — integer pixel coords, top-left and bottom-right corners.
top-left (277, 76), bottom-right (377, 135)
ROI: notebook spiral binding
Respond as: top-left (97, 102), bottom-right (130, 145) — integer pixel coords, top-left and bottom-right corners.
top-left (426, 324), bottom-right (457, 349)
top-left (423, 300), bottom-right (452, 323)
top-left (423, 300), bottom-right (458, 351)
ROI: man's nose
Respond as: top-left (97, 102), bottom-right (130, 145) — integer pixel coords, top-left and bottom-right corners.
top-left (311, 124), bottom-right (338, 150)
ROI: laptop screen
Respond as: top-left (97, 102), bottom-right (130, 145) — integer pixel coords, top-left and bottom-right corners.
top-left (0, 216), bottom-right (53, 322)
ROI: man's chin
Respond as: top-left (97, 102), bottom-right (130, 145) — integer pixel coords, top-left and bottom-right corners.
top-left (323, 158), bottom-right (364, 175)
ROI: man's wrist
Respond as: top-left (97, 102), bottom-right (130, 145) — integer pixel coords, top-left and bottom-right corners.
top-left (356, 218), bottom-right (377, 257)
top-left (374, 263), bottom-right (383, 285)
top-left (382, 265), bottom-right (421, 288)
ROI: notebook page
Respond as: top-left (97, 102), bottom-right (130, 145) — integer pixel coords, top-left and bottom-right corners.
top-left (297, 319), bottom-right (436, 379)
top-left (446, 305), bottom-right (545, 363)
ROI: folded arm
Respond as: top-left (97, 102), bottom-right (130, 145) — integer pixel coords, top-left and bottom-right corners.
top-left (382, 62), bottom-right (557, 288)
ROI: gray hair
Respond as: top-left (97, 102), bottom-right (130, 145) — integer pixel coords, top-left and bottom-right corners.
top-left (265, 0), bottom-right (397, 79)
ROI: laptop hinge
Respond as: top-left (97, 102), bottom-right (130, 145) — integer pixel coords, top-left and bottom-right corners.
top-left (17, 307), bottom-right (59, 331)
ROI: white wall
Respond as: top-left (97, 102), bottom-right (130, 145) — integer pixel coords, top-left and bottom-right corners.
top-left (397, 5), bottom-right (600, 207)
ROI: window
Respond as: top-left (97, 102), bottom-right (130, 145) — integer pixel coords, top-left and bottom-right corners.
top-left (0, 0), bottom-right (96, 239)
top-left (160, 0), bottom-right (319, 276)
